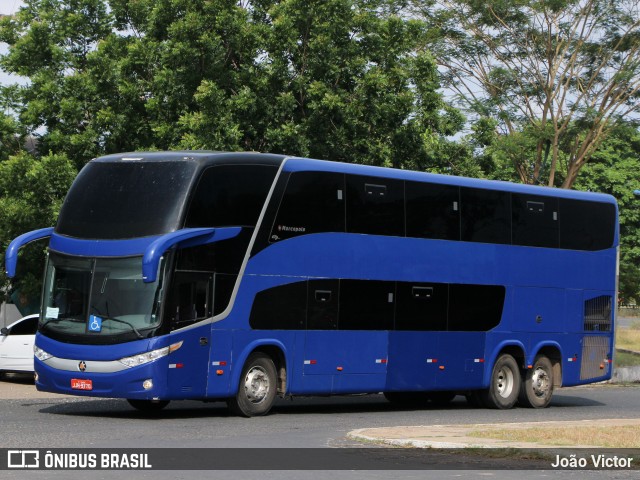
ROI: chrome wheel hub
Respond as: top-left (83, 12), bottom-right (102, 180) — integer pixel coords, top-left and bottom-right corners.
top-left (531, 367), bottom-right (550, 398)
top-left (244, 366), bottom-right (270, 404)
top-left (495, 367), bottom-right (514, 398)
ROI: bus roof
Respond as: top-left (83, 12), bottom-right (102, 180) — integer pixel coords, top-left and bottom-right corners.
top-left (283, 157), bottom-right (618, 205)
top-left (91, 151), bottom-right (616, 205)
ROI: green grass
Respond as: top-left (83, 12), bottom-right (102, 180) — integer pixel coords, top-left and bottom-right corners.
top-left (615, 351), bottom-right (640, 367)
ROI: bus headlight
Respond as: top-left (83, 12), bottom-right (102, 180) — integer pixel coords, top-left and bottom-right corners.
top-left (34, 346), bottom-right (53, 362)
top-left (118, 341), bottom-right (182, 368)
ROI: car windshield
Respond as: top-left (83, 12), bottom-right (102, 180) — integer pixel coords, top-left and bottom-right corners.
top-left (41, 253), bottom-right (165, 344)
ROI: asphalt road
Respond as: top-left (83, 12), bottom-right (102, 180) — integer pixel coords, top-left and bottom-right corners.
top-left (1, 376), bottom-right (639, 479)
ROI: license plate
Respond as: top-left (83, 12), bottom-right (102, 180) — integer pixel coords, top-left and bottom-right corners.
top-left (71, 379), bottom-right (93, 391)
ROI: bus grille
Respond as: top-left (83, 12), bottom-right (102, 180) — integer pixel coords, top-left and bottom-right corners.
top-left (580, 336), bottom-right (610, 381)
top-left (583, 295), bottom-right (612, 332)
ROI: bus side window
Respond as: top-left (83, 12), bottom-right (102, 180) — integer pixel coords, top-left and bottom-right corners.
top-left (249, 281), bottom-right (307, 329)
top-left (512, 194), bottom-right (559, 248)
top-left (559, 198), bottom-right (616, 251)
top-left (460, 188), bottom-right (511, 244)
top-left (270, 172), bottom-right (345, 242)
top-left (307, 280), bottom-right (339, 330)
top-left (406, 181), bottom-right (460, 240)
top-left (339, 280), bottom-right (395, 330)
top-left (165, 272), bottom-right (212, 330)
top-left (346, 175), bottom-right (404, 236)
top-left (395, 282), bottom-right (448, 331)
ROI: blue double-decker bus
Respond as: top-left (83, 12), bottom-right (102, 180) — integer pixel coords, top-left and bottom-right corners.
top-left (5, 151), bottom-right (618, 416)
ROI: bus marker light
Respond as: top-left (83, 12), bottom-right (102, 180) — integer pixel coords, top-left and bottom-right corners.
top-left (304, 360), bottom-right (317, 365)
top-left (376, 359), bottom-right (388, 364)
top-left (426, 359), bottom-right (437, 363)
top-left (527, 365), bottom-right (533, 369)
top-left (600, 363), bottom-right (605, 370)
top-left (143, 379), bottom-right (153, 390)
top-left (212, 361), bottom-right (227, 366)
top-left (439, 366), bottom-right (445, 370)
top-left (337, 366), bottom-right (343, 371)
top-left (474, 359), bottom-right (485, 363)
top-left (216, 370), bottom-right (224, 376)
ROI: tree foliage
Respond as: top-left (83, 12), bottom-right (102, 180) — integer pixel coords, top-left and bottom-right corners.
top-left (0, 152), bottom-right (77, 301)
top-left (413, 0), bottom-right (640, 188)
top-left (573, 124), bottom-right (640, 302)
top-left (0, 0), bottom-right (463, 171)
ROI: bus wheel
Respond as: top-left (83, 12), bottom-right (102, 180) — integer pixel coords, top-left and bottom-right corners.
top-left (228, 353), bottom-right (277, 417)
top-left (127, 399), bottom-right (170, 412)
top-left (481, 354), bottom-right (521, 409)
top-left (518, 356), bottom-right (554, 408)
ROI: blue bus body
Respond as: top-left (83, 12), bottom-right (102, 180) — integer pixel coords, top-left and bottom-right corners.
top-left (5, 152), bottom-right (618, 414)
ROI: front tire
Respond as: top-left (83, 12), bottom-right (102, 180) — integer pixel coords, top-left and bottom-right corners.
top-left (518, 356), bottom-right (554, 408)
top-left (227, 353), bottom-right (277, 417)
top-left (481, 354), bottom-right (521, 409)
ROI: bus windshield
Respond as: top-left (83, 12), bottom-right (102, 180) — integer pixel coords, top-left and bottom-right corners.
top-left (41, 253), bottom-right (165, 343)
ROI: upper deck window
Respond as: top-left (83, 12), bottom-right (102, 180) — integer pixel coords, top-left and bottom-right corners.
top-left (57, 161), bottom-right (198, 239)
top-left (185, 165), bottom-right (278, 228)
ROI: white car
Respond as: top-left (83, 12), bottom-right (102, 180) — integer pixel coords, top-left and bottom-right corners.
top-left (0, 314), bottom-right (39, 375)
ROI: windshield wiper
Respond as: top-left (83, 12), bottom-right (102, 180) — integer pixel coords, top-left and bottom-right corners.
top-left (100, 317), bottom-right (144, 339)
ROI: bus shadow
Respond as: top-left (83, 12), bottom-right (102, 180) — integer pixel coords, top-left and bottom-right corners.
top-left (0, 372), bottom-right (35, 385)
top-left (36, 392), bottom-right (605, 419)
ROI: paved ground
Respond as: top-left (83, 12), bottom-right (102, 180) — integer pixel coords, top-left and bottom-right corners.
top-left (3, 373), bottom-right (639, 451)
top-left (0, 373), bottom-right (72, 399)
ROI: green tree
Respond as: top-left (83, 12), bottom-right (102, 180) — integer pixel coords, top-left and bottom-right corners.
top-left (0, 152), bottom-right (77, 303)
top-left (573, 123), bottom-right (640, 302)
top-left (413, 0), bottom-right (640, 188)
top-left (0, 0), bottom-right (120, 167)
top-left (1, 0), bottom-right (465, 170)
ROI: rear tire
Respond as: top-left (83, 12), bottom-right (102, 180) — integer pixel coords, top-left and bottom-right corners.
top-left (127, 399), bottom-right (170, 412)
top-left (481, 354), bottom-right (521, 409)
top-left (227, 353), bottom-right (277, 417)
top-left (518, 356), bottom-right (554, 408)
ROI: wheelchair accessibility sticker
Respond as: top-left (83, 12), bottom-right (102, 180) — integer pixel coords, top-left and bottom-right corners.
top-left (88, 315), bottom-right (103, 333)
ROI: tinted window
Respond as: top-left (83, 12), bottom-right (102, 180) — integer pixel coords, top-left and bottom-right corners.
top-left (164, 272), bottom-right (212, 330)
top-left (406, 182), bottom-right (460, 240)
top-left (10, 317), bottom-right (38, 335)
top-left (559, 199), bottom-right (616, 251)
top-left (57, 161), bottom-right (197, 239)
top-left (176, 229), bottom-right (253, 275)
top-left (346, 175), bottom-right (404, 236)
top-left (307, 279), bottom-right (339, 330)
top-left (461, 188), bottom-right (511, 244)
top-left (271, 172), bottom-right (345, 242)
top-left (339, 280), bottom-right (395, 330)
top-left (395, 283), bottom-right (448, 331)
top-left (512, 194), bottom-right (559, 248)
top-left (448, 284), bottom-right (504, 331)
top-left (213, 273), bottom-right (237, 316)
top-left (249, 282), bottom-right (307, 330)
top-left (185, 165), bottom-right (277, 228)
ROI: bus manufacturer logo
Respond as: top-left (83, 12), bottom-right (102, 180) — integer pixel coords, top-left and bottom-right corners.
top-left (78, 361), bottom-right (87, 372)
